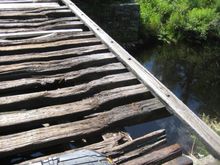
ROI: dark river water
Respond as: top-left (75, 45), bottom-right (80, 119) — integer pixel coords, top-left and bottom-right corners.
top-left (126, 43), bottom-right (220, 154)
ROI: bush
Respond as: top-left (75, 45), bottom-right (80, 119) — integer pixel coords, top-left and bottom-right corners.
top-left (186, 8), bottom-right (217, 38)
top-left (136, 0), bottom-right (220, 43)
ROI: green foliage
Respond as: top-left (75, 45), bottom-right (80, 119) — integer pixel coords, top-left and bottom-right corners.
top-left (136, 0), bottom-right (220, 43)
top-left (186, 8), bottom-right (217, 38)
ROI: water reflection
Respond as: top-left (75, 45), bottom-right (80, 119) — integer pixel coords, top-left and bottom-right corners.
top-left (126, 43), bottom-right (220, 153)
top-left (135, 43), bottom-right (220, 117)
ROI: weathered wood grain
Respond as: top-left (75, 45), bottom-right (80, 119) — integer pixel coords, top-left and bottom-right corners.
top-left (0, 62), bottom-right (125, 95)
top-left (0, 3), bottom-right (60, 9)
top-left (0, 84), bottom-right (151, 129)
top-left (0, 31), bottom-right (94, 46)
top-left (0, 37), bottom-right (100, 52)
top-left (0, 0), bottom-right (58, 3)
top-left (0, 17), bottom-right (79, 28)
top-left (0, 72), bottom-right (139, 112)
top-left (19, 129), bottom-right (166, 165)
top-left (121, 144), bottom-right (182, 165)
top-left (0, 21), bottom-right (84, 33)
top-left (0, 98), bottom-right (167, 157)
top-left (0, 29), bottom-right (83, 39)
top-left (0, 52), bottom-right (116, 81)
top-left (163, 155), bottom-right (193, 165)
top-left (62, 0), bottom-right (220, 158)
top-left (0, 44), bottom-right (107, 65)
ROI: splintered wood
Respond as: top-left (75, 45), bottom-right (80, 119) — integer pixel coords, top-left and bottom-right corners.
top-left (0, 0), bottom-right (195, 164)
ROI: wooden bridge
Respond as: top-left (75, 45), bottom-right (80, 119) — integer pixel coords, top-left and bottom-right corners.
top-left (0, 0), bottom-right (219, 164)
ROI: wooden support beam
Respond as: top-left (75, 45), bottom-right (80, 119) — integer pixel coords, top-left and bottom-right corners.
top-left (61, 0), bottom-right (220, 158)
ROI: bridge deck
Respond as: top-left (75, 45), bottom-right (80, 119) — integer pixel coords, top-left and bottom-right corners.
top-left (0, 0), bottom-right (218, 164)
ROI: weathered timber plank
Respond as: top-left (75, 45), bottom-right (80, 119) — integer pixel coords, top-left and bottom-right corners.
top-left (0, 98), bottom-right (167, 157)
top-left (121, 144), bottom-right (182, 165)
top-left (0, 0), bottom-right (58, 3)
top-left (0, 3), bottom-right (60, 9)
top-left (0, 37), bottom-right (100, 52)
top-left (0, 84), bottom-right (150, 129)
top-left (0, 17), bottom-right (79, 28)
top-left (0, 9), bottom-right (72, 19)
top-left (19, 129), bottom-right (166, 165)
top-left (163, 155), bottom-right (193, 165)
top-left (0, 52), bottom-right (116, 81)
top-left (61, 0), bottom-right (220, 158)
top-left (0, 62), bottom-right (123, 96)
top-left (0, 18), bottom-right (49, 23)
top-left (0, 21), bottom-right (84, 33)
top-left (0, 44), bottom-right (107, 65)
top-left (0, 31), bottom-right (94, 46)
top-left (1, 0), bottom-right (57, 2)
top-left (0, 29), bottom-right (83, 39)
top-left (106, 129), bottom-right (166, 158)
top-left (0, 6), bottom-right (67, 12)
top-left (0, 72), bottom-right (138, 112)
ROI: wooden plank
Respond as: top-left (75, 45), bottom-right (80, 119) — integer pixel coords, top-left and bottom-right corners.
top-left (0, 6), bottom-right (68, 14)
top-left (0, 21), bottom-right (84, 33)
top-left (0, 62), bottom-right (125, 96)
top-left (0, 52), bottom-right (115, 80)
top-left (0, 3), bottom-right (60, 9)
top-left (19, 129), bottom-right (166, 165)
top-left (0, 84), bottom-right (150, 127)
top-left (0, 9), bottom-right (72, 20)
top-left (0, 29), bottom-right (82, 39)
top-left (0, 17), bottom-right (79, 28)
top-left (0, 98), bottom-right (167, 157)
top-left (0, 44), bottom-right (107, 65)
top-left (163, 155), bottom-right (193, 165)
top-left (0, 31), bottom-right (94, 46)
top-left (61, 0), bottom-right (220, 158)
top-left (0, 18), bottom-right (51, 23)
top-left (0, 72), bottom-right (138, 112)
top-left (0, 37), bottom-right (100, 52)
top-left (121, 144), bottom-right (182, 165)
top-left (0, 0), bottom-right (58, 4)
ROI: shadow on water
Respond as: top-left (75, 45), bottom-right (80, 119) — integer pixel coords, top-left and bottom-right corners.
top-left (126, 43), bottom-right (220, 154)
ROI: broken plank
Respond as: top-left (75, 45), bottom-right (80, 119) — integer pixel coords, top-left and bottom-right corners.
top-left (121, 144), bottom-right (182, 165)
top-left (0, 98), bottom-right (167, 157)
top-left (19, 129), bottom-right (166, 165)
top-left (163, 155), bottom-right (193, 165)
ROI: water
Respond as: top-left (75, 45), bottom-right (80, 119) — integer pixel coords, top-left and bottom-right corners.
top-left (125, 43), bottom-right (220, 155)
